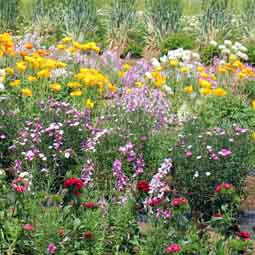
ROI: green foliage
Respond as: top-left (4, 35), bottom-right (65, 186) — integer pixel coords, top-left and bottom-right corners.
top-left (160, 32), bottom-right (197, 55)
top-left (145, 0), bottom-right (183, 41)
top-left (246, 42), bottom-right (255, 66)
top-left (242, 0), bottom-right (255, 39)
top-left (0, 0), bottom-right (20, 31)
top-left (243, 80), bottom-right (255, 100)
top-left (200, 45), bottom-right (220, 65)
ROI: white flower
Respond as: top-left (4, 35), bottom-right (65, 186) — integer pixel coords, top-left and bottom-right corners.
top-left (162, 85), bottom-right (173, 95)
top-left (239, 45), bottom-right (248, 52)
top-left (151, 58), bottom-right (161, 68)
top-left (145, 72), bottom-right (152, 79)
top-left (192, 52), bottom-right (200, 61)
top-left (19, 172), bottom-right (30, 178)
top-left (0, 169), bottom-right (5, 175)
top-left (196, 155), bottom-right (202, 160)
top-left (221, 48), bottom-right (231, 55)
top-left (205, 172), bottom-right (211, 176)
top-left (218, 45), bottom-right (226, 50)
top-left (0, 69), bottom-right (5, 76)
top-left (224, 40), bottom-right (232, 47)
top-left (210, 40), bottom-right (218, 47)
top-left (160, 55), bottom-right (168, 63)
top-left (194, 171), bottom-right (199, 178)
top-left (232, 45), bottom-right (238, 52)
top-left (0, 83), bottom-right (5, 91)
top-left (219, 60), bottom-right (226, 65)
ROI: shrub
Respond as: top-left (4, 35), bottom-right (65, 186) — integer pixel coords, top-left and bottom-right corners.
top-left (160, 32), bottom-right (197, 55)
top-left (247, 43), bottom-right (255, 66)
top-left (200, 45), bottom-right (220, 65)
top-left (172, 119), bottom-right (254, 219)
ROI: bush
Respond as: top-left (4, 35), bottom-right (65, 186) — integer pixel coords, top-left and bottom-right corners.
top-left (200, 45), bottom-right (220, 65)
top-left (172, 118), bottom-right (254, 219)
top-left (247, 43), bottom-right (255, 66)
top-left (160, 32), bottom-right (197, 55)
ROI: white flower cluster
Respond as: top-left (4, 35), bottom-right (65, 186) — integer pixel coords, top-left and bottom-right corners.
top-left (210, 40), bottom-right (248, 61)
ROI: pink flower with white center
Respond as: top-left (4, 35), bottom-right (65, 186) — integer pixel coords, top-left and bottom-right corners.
top-left (218, 148), bottom-right (232, 157)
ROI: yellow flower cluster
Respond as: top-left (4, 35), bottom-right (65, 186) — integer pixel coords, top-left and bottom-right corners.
top-left (0, 33), bottom-right (14, 56)
top-left (151, 70), bottom-right (166, 88)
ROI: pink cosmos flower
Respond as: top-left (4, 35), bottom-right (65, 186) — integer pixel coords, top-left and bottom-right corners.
top-left (218, 148), bottom-right (232, 157)
top-left (165, 243), bottom-right (181, 253)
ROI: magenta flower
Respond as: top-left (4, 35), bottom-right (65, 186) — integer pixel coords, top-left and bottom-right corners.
top-left (47, 243), bottom-right (57, 254)
top-left (218, 148), bottom-right (232, 157)
top-left (165, 243), bottom-right (181, 253)
top-left (185, 151), bottom-right (192, 157)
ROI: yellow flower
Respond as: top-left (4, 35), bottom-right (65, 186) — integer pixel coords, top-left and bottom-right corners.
top-left (37, 69), bottom-right (50, 79)
top-left (252, 132), bottom-right (255, 141)
top-left (5, 67), bottom-right (14, 75)
top-left (0, 50), bottom-right (3, 57)
top-left (122, 64), bottom-right (132, 71)
top-left (213, 88), bottom-right (227, 97)
top-left (70, 90), bottom-right (82, 97)
top-left (252, 100), bottom-right (255, 109)
top-left (169, 59), bottom-right (178, 67)
top-left (199, 72), bottom-right (209, 78)
top-left (67, 82), bottom-right (81, 88)
top-left (108, 83), bottom-right (117, 93)
top-left (85, 99), bottom-right (94, 109)
top-left (184, 85), bottom-right (193, 94)
top-left (27, 76), bottom-right (37, 82)
top-left (16, 61), bottom-right (27, 72)
top-left (50, 83), bottom-right (61, 92)
top-left (180, 66), bottom-right (190, 73)
top-left (197, 66), bottom-right (205, 72)
top-left (198, 79), bottom-right (212, 89)
top-left (126, 88), bottom-right (133, 94)
top-left (57, 44), bottom-right (66, 50)
top-left (62, 37), bottom-right (72, 43)
top-left (10, 80), bottom-right (21, 87)
top-left (134, 81), bottom-right (144, 88)
top-left (21, 88), bottom-right (32, 97)
top-left (118, 71), bottom-right (125, 78)
top-left (200, 88), bottom-right (212, 96)
top-left (218, 66), bottom-right (227, 73)
top-left (229, 54), bottom-right (237, 63)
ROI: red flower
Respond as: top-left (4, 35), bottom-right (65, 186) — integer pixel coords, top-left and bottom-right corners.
top-left (81, 202), bottom-right (97, 208)
top-left (148, 197), bottom-right (163, 207)
top-left (83, 231), bottom-right (93, 239)
top-left (172, 197), bottom-right (188, 207)
top-left (165, 243), bottom-right (181, 253)
top-left (215, 183), bottom-right (234, 193)
top-left (223, 183), bottom-right (233, 190)
top-left (11, 177), bottom-right (29, 193)
top-left (64, 177), bottom-right (83, 196)
top-left (22, 224), bottom-right (35, 231)
top-left (215, 184), bottom-right (222, 193)
top-left (212, 213), bottom-right (223, 219)
top-left (237, 231), bottom-right (251, 240)
top-left (137, 180), bottom-right (150, 193)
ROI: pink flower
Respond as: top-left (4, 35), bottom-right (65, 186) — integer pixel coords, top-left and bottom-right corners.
top-left (218, 148), bottom-right (232, 157)
top-left (22, 224), bottom-right (35, 231)
top-left (11, 177), bottom-right (29, 193)
top-left (185, 151), bottom-right (192, 157)
top-left (172, 197), bottom-right (188, 207)
top-left (165, 243), bottom-right (181, 253)
top-left (47, 243), bottom-right (57, 254)
top-left (215, 183), bottom-right (234, 193)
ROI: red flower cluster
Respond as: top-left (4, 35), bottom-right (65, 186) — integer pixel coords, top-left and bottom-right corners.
top-left (64, 177), bottom-right (83, 196)
top-left (172, 197), bottom-right (188, 207)
top-left (81, 202), bottom-right (97, 208)
top-left (148, 197), bottom-right (163, 207)
top-left (212, 213), bottom-right (223, 219)
top-left (165, 243), bottom-right (181, 253)
top-left (137, 180), bottom-right (150, 193)
top-left (215, 183), bottom-right (234, 193)
top-left (11, 177), bottom-right (29, 193)
top-left (237, 231), bottom-right (251, 240)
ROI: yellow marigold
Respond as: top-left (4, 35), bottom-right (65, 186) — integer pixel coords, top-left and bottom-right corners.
top-left (200, 88), bottom-right (212, 96)
top-left (62, 37), bottom-right (72, 43)
top-left (5, 67), bottom-right (14, 75)
top-left (197, 66), bottom-right (205, 72)
top-left (67, 82), bottom-right (81, 88)
top-left (199, 72), bottom-right (209, 78)
top-left (21, 88), bottom-right (32, 97)
top-left (70, 90), bottom-right (82, 97)
top-left (85, 99), bottom-right (94, 109)
top-left (252, 100), bottom-right (255, 109)
top-left (0, 50), bottom-right (3, 57)
top-left (27, 76), bottom-right (37, 82)
top-left (229, 54), bottom-right (237, 63)
top-left (169, 59), bottom-right (178, 67)
top-left (50, 83), bottom-right (61, 92)
top-left (24, 43), bottom-right (33, 50)
top-left (10, 80), bottom-right (21, 87)
top-left (57, 44), bottom-right (66, 50)
top-left (213, 88), bottom-right (227, 97)
top-left (37, 69), bottom-right (50, 79)
top-left (154, 76), bottom-right (166, 87)
top-left (122, 64), bottom-right (132, 71)
top-left (198, 79), bottom-right (212, 89)
top-left (184, 85), bottom-right (193, 94)
top-left (218, 66), bottom-right (227, 73)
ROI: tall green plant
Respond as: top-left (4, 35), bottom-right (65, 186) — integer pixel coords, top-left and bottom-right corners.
top-left (63, 0), bottom-right (98, 41)
top-left (105, 0), bottom-right (137, 49)
top-left (0, 0), bottom-right (20, 32)
top-left (242, 0), bottom-right (255, 39)
top-left (145, 0), bottom-right (183, 47)
top-left (200, 0), bottom-right (232, 41)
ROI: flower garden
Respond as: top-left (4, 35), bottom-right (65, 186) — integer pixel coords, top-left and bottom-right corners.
top-left (1, 0), bottom-right (255, 254)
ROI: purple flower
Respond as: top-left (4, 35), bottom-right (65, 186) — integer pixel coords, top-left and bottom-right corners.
top-left (185, 151), bottom-right (192, 157)
top-left (47, 243), bottom-right (57, 254)
top-left (81, 160), bottom-right (95, 186)
top-left (218, 149), bottom-right (232, 157)
top-left (112, 159), bottom-right (129, 192)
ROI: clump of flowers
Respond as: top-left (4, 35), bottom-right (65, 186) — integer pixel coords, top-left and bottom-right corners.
top-left (64, 177), bottom-right (84, 196)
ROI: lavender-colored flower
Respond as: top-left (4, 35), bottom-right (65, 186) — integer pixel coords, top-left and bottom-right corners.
top-left (218, 148), bottom-right (232, 157)
top-left (156, 208), bottom-right (172, 220)
top-left (112, 159), bottom-right (129, 192)
top-left (81, 160), bottom-right (95, 186)
top-left (133, 154), bottom-right (145, 177)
